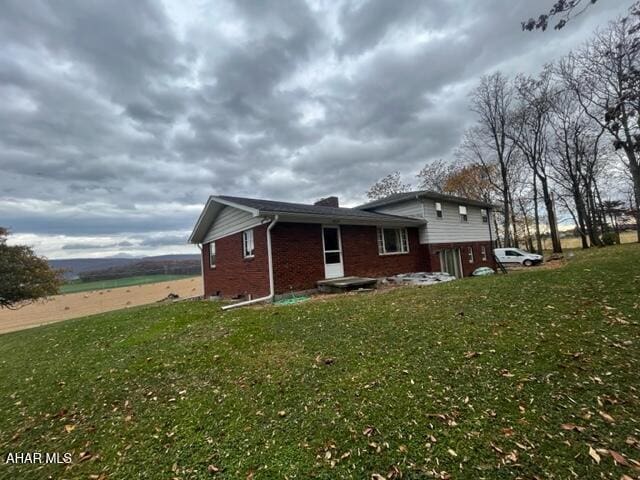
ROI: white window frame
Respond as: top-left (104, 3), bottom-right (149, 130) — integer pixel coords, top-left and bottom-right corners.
top-left (209, 241), bottom-right (216, 268)
top-left (377, 228), bottom-right (409, 255)
top-left (468, 246), bottom-right (474, 263)
top-left (481, 245), bottom-right (487, 261)
top-left (481, 208), bottom-right (488, 223)
top-left (459, 205), bottom-right (468, 223)
top-left (435, 202), bottom-right (443, 219)
top-left (242, 229), bottom-right (255, 258)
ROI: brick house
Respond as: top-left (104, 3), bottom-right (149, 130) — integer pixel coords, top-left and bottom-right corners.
top-left (189, 192), bottom-right (496, 303)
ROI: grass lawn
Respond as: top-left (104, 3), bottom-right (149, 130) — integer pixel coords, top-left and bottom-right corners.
top-left (1, 245), bottom-right (639, 479)
top-left (60, 274), bottom-right (198, 294)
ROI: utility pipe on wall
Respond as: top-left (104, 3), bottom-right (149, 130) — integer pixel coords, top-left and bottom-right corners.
top-left (221, 215), bottom-right (279, 311)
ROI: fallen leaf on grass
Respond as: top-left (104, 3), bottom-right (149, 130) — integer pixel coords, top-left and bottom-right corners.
top-left (608, 450), bottom-right (628, 466)
top-left (208, 464), bottom-right (220, 474)
top-left (561, 423), bottom-right (586, 433)
top-left (588, 446), bottom-right (601, 464)
top-left (64, 424), bottom-right (75, 433)
top-left (625, 436), bottom-right (639, 447)
top-left (387, 465), bottom-right (401, 479)
top-left (464, 351), bottom-right (479, 359)
top-left (362, 426), bottom-right (376, 437)
top-left (490, 442), bottom-right (504, 454)
top-left (599, 411), bottom-right (615, 423)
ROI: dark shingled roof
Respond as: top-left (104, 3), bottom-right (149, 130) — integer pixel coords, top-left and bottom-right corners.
top-left (216, 195), bottom-right (424, 225)
top-left (356, 190), bottom-right (494, 210)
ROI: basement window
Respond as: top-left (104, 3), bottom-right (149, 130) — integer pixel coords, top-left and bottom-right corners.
top-left (243, 229), bottom-right (255, 258)
top-left (468, 246), bottom-right (474, 263)
top-left (435, 202), bottom-right (443, 218)
top-left (209, 242), bottom-right (216, 268)
top-left (459, 205), bottom-right (468, 222)
top-left (377, 228), bottom-right (409, 255)
top-left (481, 245), bottom-right (487, 261)
top-left (481, 208), bottom-right (488, 223)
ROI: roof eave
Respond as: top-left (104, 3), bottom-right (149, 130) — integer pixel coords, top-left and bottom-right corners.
top-left (358, 192), bottom-right (494, 210)
top-left (189, 196), bottom-right (262, 244)
top-left (258, 210), bottom-right (424, 227)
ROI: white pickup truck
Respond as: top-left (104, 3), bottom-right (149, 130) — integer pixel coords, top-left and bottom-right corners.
top-left (494, 248), bottom-right (543, 267)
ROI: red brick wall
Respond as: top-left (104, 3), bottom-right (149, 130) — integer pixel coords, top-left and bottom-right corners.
top-left (427, 241), bottom-right (496, 277)
top-left (271, 223), bottom-right (325, 294)
top-left (201, 223), bottom-right (270, 299)
top-left (341, 225), bottom-right (427, 277)
top-left (200, 221), bottom-right (495, 298)
top-left (271, 223), bottom-right (427, 294)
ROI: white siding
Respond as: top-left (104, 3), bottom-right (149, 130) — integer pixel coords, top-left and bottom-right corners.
top-left (373, 199), bottom-right (492, 244)
top-left (371, 200), bottom-right (429, 243)
top-left (203, 206), bottom-right (263, 243)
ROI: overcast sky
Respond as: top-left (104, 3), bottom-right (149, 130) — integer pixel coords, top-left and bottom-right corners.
top-left (0, 0), bottom-right (633, 258)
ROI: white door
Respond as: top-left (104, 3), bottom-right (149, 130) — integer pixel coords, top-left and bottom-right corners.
top-left (322, 226), bottom-right (344, 279)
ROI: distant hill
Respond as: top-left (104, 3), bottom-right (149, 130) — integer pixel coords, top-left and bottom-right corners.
top-left (50, 254), bottom-right (200, 281)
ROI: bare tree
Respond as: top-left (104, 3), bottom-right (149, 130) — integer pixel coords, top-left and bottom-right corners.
top-left (466, 72), bottom-right (519, 247)
top-left (509, 67), bottom-right (564, 253)
top-left (547, 80), bottom-right (607, 247)
top-left (365, 171), bottom-right (411, 200)
top-left (559, 15), bottom-right (640, 241)
top-left (416, 159), bottom-right (456, 192)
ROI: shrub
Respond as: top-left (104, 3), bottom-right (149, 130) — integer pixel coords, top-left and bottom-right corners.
top-left (0, 228), bottom-right (62, 309)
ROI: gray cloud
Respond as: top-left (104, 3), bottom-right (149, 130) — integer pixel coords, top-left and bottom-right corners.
top-left (62, 241), bottom-right (134, 250)
top-left (0, 0), bottom-right (635, 257)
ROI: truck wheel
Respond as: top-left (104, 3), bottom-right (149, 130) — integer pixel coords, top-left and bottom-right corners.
top-left (523, 259), bottom-right (533, 267)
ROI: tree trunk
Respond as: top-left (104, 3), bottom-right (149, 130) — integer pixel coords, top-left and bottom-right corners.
top-left (572, 188), bottom-right (589, 249)
top-left (500, 167), bottom-right (512, 247)
top-left (625, 147), bottom-right (640, 243)
top-left (540, 177), bottom-right (563, 253)
top-left (585, 184), bottom-right (603, 245)
top-left (518, 198), bottom-right (534, 251)
top-left (594, 181), bottom-right (609, 234)
top-left (508, 190), bottom-right (519, 248)
top-left (582, 184), bottom-right (600, 247)
top-left (533, 176), bottom-right (543, 254)
top-left (493, 213), bottom-right (502, 248)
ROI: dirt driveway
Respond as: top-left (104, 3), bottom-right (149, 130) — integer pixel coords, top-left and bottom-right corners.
top-left (0, 277), bottom-right (203, 335)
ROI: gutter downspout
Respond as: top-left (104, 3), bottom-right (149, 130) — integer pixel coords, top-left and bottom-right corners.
top-left (197, 243), bottom-right (205, 297)
top-left (222, 215), bottom-right (279, 310)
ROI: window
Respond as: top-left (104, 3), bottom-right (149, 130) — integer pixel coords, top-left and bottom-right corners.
top-left (377, 228), bottom-right (409, 254)
top-left (481, 208), bottom-right (488, 223)
top-left (481, 245), bottom-right (487, 261)
top-left (209, 242), bottom-right (216, 268)
top-left (435, 202), bottom-right (443, 218)
top-left (505, 249), bottom-right (522, 257)
top-left (459, 205), bottom-right (468, 222)
top-left (468, 246), bottom-right (474, 263)
top-left (242, 229), bottom-right (255, 258)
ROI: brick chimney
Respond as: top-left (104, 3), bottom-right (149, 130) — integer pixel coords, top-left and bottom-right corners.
top-left (314, 196), bottom-right (339, 208)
